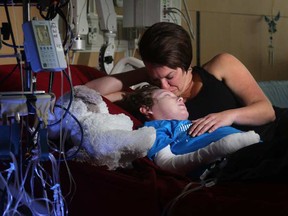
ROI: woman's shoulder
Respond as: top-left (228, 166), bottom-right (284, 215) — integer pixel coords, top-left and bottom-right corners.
top-left (203, 53), bottom-right (236, 66)
top-left (202, 53), bottom-right (240, 79)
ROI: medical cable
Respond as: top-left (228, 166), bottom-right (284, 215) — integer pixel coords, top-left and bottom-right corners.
top-left (182, 0), bottom-right (194, 38)
top-left (161, 160), bottom-right (227, 216)
top-left (47, 105), bottom-right (84, 161)
top-left (3, 0), bottom-right (21, 65)
top-left (0, 40), bottom-right (24, 49)
top-left (166, 7), bottom-right (195, 40)
top-left (161, 177), bottom-right (217, 216)
top-left (0, 115), bottom-right (71, 215)
top-left (56, 8), bottom-right (72, 54)
top-left (51, 62), bottom-right (77, 199)
top-left (48, 69), bottom-right (74, 127)
top-left (0, 2), bottom-right (74, 215)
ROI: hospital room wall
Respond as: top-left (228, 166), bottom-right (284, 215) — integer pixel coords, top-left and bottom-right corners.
top-left (0, 5), bottom-right (127, 69)
top-left (189, 0), bottom-right (288, 81)
top-left (0, 6), bottom-right (39, 64)
top-left (1, 2), bottom-right (288, 81)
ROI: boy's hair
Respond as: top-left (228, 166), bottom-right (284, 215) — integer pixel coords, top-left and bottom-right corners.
top-left (123, 85), bottom-right (160, 122)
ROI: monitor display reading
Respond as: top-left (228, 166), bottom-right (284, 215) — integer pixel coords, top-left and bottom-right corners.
top-left (34, 25), bottom-right (52, 46)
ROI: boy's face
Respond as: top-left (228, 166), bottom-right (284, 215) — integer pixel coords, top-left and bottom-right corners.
top-left (149, 89), bottom-right (189, 120)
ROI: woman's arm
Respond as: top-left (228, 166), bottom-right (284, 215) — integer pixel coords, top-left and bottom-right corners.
top-left (85, 67), bottom-right (149, 101)
top-left (190, 53), bottom-right (275, 137)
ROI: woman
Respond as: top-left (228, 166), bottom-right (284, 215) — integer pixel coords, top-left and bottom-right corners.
top-left (86, 22), bottom-right (275, 140)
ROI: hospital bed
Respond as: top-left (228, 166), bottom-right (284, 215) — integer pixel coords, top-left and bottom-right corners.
top-left (1, 63), bottom-right (288, 216)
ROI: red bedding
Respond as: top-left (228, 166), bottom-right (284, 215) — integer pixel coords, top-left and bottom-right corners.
top-left (1, 64), bottom-right (288, 216)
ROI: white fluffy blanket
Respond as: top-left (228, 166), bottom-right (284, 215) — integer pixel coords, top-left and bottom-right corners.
top-left (48, 85), bottom-right (156, 170)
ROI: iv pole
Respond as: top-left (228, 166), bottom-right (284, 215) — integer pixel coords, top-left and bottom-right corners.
top-left (22, 0), bottom-right (33, 91)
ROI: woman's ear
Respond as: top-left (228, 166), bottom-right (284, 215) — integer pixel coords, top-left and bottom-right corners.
top-left (140, 106), bottom-right (153, 120)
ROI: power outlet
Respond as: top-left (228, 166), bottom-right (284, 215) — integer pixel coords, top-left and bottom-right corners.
top-left (87, 14), bottom-right (99, 45)
top-left (85, 15), bottom-right (129, 53)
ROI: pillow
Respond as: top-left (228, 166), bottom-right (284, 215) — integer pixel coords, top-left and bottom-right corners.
top-left (154, 131), bottom-right (261, 175)
top-left (48, 85), bottom-right (156, 170)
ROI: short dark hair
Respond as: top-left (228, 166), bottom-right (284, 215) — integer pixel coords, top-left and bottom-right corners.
top-left (138, 22), bottom-right (193, 72)
top-left (123, 85), bottom-right (160, 122)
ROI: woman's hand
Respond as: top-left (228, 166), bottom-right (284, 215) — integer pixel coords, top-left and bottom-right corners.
top-left (196, 53), bottom-right (275, 132)
top-left (189, 110), bottom-right (235, 137)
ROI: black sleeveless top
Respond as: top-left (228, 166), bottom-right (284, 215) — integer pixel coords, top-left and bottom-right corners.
top-left (185, 66), bottom-right (281, 142)
top-left (186, 66), bottom-right (242, 120)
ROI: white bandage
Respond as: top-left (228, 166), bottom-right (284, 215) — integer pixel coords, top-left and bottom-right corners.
top-left (154, 131), bottom-right (260, 174)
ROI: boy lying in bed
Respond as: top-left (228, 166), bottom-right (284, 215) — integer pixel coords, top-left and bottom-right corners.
top-left (124, 85), bottom-right (261, 175)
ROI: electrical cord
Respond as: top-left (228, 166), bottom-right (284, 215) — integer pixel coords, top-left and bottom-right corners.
top-left (166, 7), bottom-right (195, 40)
top-left (55, 5), bottom-right (73, 54)
top-left (48, 69), bottom-right (74, 127)
top-left (182, 0), bottom-right (194, 36)
top-left (0, 40), bottom-right (24, 49)
top-left (0, 1), bottom-right (75, 215)
top-left (3, 0), bottom-right (21, 65)
top-left (35, 0), bottom-right (73, 54)
top-left (161, 160), bottom-right (228, 216)
top-left (48, 104), bottom-right (84, 161)
top-left (161, 177), bottom-right (217, 216)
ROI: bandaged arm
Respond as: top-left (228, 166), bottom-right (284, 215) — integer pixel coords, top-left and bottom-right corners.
top-left (154, 131), bottom-right (260, 174)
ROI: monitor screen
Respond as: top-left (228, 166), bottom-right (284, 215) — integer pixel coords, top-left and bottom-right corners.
top-left (34, 24), bottom-right (52, 46)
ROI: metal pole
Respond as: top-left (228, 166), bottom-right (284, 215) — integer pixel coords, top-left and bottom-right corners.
top-left (22, 0), bottom-right (33, 92)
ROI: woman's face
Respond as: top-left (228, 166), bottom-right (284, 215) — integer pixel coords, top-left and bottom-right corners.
top-left (145, 64), bottom-right (191, 97)
top-left (149, 89), bottom-right (189, 120)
